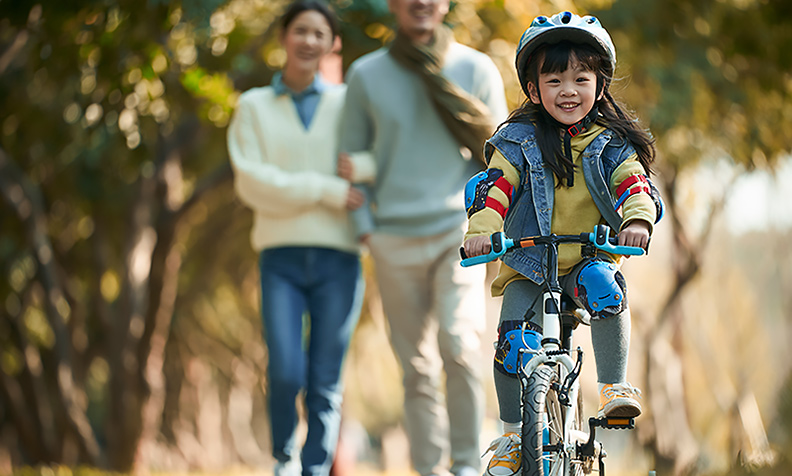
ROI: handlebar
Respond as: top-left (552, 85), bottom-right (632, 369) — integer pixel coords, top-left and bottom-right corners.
top-left (460, 225), bottom-right (644, 268)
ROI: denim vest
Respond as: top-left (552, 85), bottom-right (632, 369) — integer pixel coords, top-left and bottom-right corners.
top-left (485, 121), bottom-right (632, 284)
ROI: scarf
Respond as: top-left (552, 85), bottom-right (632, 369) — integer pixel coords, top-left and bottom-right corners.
top-left (389, 25), bottom-right (496, 164)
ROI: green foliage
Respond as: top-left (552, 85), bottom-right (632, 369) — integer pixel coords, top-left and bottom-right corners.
top-left (334, 0), bottom-right (394, 69)
top-left (0, 0), bottom-right (255, 468)
top-left (594, 0), bottom-right (792, 168)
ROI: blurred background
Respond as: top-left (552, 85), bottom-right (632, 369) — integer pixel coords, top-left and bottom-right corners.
top-left (1, 0), bottom-right (791, 475)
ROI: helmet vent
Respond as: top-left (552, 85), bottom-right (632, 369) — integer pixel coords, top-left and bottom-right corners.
top-left (515, 11), bottom-right (617, 96)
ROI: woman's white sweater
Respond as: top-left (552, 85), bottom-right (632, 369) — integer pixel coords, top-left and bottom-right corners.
top-left (227, 84), bottom-right (358, 253)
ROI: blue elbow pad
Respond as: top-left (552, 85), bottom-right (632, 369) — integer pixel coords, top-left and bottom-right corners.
top-left (614, 174), bottom-right (665, 224)
top-left (464, 169), bottom-right (513, 218)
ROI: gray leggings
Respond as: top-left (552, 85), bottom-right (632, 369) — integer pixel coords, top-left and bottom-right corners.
top-left (494, 263), bottom-right (631, 423)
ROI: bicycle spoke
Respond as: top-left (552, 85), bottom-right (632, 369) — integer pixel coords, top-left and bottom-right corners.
top-left (544, 386), bottom-right (567, 475)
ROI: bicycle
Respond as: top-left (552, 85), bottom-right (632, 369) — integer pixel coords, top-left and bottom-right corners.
top-left (460, 224), bottom-right (644, 476)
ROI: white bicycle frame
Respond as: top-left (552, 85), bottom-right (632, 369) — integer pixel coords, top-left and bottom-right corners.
top-left (518, 288), bottom-right (589, 470)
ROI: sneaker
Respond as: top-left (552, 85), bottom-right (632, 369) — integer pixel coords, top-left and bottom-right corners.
top-left (598, 383), bottom-right (642, 418)
top-left (274, 459), bottom-right (301, 476)
top-left (483, 432), bottom-right (521, 476)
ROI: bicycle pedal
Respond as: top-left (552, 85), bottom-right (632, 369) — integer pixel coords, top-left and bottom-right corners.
top-left (590, 416), bottom-right (635, 430)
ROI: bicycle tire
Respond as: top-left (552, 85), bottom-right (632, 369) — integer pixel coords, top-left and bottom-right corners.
top-left (521, 365), bottom-right (587, 476)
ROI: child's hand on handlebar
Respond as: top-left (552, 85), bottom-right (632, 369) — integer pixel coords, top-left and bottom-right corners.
top-left (463, 235), bottom-right (492, 258)
top-left (618, 220), bottom-right (651, 249)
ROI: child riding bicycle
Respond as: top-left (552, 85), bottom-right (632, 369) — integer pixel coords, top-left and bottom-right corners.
top-left (461, 11), bottom-right (662, 476)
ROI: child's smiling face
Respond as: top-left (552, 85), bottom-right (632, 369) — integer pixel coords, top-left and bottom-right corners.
top-left (528, 54), bottom-right (603, 126)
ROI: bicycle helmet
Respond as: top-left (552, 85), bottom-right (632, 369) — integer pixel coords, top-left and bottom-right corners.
top-left (515, 11), bottom-right (616, 96)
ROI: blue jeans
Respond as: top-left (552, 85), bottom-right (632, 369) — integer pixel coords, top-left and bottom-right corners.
top-left (259, 247), bottom-right (363, 476)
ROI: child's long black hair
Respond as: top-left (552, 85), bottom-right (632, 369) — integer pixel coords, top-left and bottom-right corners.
top-left (505, 40), bottom-right (655, 184)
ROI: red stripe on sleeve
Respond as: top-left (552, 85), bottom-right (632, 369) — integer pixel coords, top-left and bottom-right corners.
top-left (615, 174), bottom-right (647, 198)
top-left (493, 177), bottom-right (513, 201)
top-left (485, 196), bottom-right (508, 218)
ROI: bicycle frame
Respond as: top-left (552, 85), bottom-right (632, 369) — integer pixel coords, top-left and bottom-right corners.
top-left (517, 235), bottom-right (590, 474)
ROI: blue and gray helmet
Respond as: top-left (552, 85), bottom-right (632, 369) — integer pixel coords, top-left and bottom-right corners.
top-left (515, 11), bottom-right (616, 96)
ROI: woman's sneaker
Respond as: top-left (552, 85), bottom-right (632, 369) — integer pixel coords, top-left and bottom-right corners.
top-left (598, 383), bottom-right (642, 418)
top-left (483, 432), bottom-right (521, 476)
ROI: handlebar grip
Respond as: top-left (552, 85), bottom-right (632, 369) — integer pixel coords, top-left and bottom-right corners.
top-left (460, 253), bottom-right (497, 267)
top-left (460, 232), bottom-right (515, 267)
top-left (586, 228), bottom-right (645, 256)
top-left (604, 243), bottom-right (645, 256)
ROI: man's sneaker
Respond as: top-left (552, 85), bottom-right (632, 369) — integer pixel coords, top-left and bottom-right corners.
top-left (274, 458), bottom-right (301, 476)
top-left (598, 383), bottom-right (642, 418)
top-left (483, 432), bottom-right (521, 476)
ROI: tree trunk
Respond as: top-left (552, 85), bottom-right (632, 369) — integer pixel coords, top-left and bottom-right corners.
top-left (640, 168), bottom-right (735, 474)
top-left (105, 121), bottom-right (232, 472)
top-left (0, 148), bottom-right (103, 466)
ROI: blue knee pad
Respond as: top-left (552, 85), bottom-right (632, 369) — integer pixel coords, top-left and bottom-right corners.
top-left (575, 259), bottom-right (627, 319)
top-left (494, 320), bottom-right (542, 377)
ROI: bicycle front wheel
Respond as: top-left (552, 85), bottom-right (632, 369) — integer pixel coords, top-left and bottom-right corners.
top-left (521, 365), bottom-right (585, 476)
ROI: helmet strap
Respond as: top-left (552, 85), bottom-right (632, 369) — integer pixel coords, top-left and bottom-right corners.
top-left (560, 105), bottom-right (599, 186)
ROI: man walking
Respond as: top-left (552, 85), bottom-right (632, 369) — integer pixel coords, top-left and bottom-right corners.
top-left (339, 1), bottom-right (507, 475)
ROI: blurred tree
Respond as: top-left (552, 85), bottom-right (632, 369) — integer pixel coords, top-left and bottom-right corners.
top-left (0, 0), bottom-right (267, 471)
top-left (591, 0), bottom-right (792, 473)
